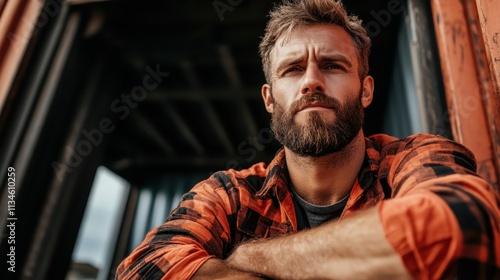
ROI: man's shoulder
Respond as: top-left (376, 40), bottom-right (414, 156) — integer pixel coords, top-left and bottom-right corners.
top-left (366, 133), bottom-right (478, 188)
top-left (367, 132), bottom-right (475, 163)
top-left (205, 149), bottom-right (286, 195)
top-left (207, 161), bottom-right (270, 193)
top-left (368, 133), bottom-right (461, 150)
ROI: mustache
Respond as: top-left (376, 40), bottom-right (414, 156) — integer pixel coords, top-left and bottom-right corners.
top-left (290, 92), bottom-right (342, 115)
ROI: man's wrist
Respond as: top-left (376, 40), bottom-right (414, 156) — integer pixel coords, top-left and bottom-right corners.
top-left (193, 258), bottom-right (264, 279)
top-left (226, 241), bottom-right (266, 276)
top-left (225, 242), bottom-right (249, 270)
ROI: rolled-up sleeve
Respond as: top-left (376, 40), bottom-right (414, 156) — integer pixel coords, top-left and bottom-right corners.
top-left (115, 175), bottom-right (235, 279)
top-left (377, 134), bottom-right (500, 279)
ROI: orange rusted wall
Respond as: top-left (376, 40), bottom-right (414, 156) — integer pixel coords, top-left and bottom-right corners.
top-left (472, 0), bottom-right (500, 191)
top-left (431, 0), bottom-right (500, 192)
top-left (0, 0), bottom-right (43, 114)
top-left (0, 1), bottom-right (7, 18)
top-left (475, 0), bottom-right (500, 98)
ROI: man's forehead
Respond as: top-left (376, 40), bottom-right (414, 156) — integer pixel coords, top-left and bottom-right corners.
top-left (274, 42), bottom-right (356, 58)
top-left (271, 24), bottom-right (358, 61)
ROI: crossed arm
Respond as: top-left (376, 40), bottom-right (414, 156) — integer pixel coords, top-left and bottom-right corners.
top-left (194, 207), bottom-right (411, 280)
top-left (195, 176), bottom-right (497, 279)
top-left (194, 136), bottom-right (500, 279)
top-left (229, 208), bottom-right (408, 279)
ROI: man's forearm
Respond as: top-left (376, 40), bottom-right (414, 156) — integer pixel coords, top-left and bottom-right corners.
top-left (225, 207), bottom-right (411, 280)
top-left (192, 258), bottom-right (265, 280)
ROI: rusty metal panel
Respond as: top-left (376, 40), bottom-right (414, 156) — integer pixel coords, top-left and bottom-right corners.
top-left (0, 0), bottom-right (43, 113)
top-left (475, 0), bottom-right (500, 97)
top-left (431, 0), bottom-right (500, 191)
top-left (473, 0), bottom-right (500, 176)
top-left (0, 1), bottom-right (7, 18)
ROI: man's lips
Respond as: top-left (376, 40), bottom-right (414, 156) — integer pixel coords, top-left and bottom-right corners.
top-left (299, 101), bottom-right (333, 112)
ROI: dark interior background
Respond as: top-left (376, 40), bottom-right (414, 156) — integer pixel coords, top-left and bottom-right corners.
top-left (84, 0), bottom-right (402, 185)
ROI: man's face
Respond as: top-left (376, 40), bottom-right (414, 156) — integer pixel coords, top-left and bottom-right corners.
top-left (262, 24), bottom-right (373, 157)
top-left (270, 89), bottom-right (364, 157)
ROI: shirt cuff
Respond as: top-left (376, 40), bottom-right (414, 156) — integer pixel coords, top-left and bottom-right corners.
top-left (378, 192), bottom-right (462, 279)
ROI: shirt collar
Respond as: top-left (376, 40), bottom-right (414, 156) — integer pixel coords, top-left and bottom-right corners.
top-left (357, 137), bottom-right (381, 190)
top-left (257, 148), bottom-right (288, 198)
top-left (257, 137), bottom-right (382, 198)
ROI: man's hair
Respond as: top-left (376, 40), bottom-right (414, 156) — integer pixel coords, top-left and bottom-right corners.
top-left (259, 0), bottom-right (372, 83)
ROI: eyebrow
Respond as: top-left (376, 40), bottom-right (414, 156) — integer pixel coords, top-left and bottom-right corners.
top-left (275, 56), bottom-right (304, 74)
top-left (321, 54), bottom-right (353, 69)
top-left (275, 53), bottom-right (354, 74)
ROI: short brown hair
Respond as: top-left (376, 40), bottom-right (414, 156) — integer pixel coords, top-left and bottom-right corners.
top-left (259, 0), bottom-right (372, 83)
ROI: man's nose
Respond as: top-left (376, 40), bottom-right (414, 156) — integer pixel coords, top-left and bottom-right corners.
top-left (300, 65), bottom-right (325, 94)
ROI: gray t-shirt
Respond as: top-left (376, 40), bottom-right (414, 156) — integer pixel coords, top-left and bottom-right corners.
top-left (290, 186), bottom-right (349, 228)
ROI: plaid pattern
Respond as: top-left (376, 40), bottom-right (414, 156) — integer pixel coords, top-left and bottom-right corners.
top-left (116, 133), bottom-right (500, 279)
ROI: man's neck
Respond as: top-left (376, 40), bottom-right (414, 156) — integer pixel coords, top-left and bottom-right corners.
top-left (285, 130), bottom-right (366, 206)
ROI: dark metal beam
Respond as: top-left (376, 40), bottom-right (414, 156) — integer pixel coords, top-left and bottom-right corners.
top-left (163, 102), bottom-right (205, 155)
top-left (131, 111), bottom-right (176, 156)
top-left (219, 45), bottom-right (242, 88)
top-left (111, 154), bottom-right (274, 172)
top-left (201, 102), bottom-right (235, 155)
top-left (218, 44), bottom-right (258, 136)
top-left (146, 88), bottom-right (260, 102)
top-left (179, 60), bottom-right (236, 155)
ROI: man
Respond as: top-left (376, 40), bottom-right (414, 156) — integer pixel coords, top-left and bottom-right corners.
top-left (116, 0), bottom-right (500, 279)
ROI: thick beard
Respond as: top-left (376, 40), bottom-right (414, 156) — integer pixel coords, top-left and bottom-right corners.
top-left (271, 91), bottom-right (364, 157)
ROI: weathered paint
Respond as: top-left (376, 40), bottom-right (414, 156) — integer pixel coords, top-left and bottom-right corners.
top-left (431, 0), bottom-right (500, 192)
top-left (473, 0), bottom-right (500, 169)
top-left (475, 0), bottom-right (500, 97)
top-left (0, 0), bottom-right (43, 113)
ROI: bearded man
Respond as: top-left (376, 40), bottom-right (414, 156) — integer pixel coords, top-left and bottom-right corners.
top-left (116, 0), bottom-right (500, 279)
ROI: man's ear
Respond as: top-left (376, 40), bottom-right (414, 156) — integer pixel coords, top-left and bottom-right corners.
top-left (361, 75), bottom-right (374, 108)
top-left (262, 84), bottom-right (274, 113)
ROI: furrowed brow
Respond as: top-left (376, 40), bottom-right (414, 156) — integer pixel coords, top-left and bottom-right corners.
top-left (321, 54), bottom-right (353, 69)
top-left (275, 56), bottom-right (303, 74)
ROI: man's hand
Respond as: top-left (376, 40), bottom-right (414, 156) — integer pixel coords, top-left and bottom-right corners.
top-left (225, 207), bottom-right (411, 280)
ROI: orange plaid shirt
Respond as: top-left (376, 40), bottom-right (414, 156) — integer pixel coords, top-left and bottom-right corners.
top-left (116, 134), bottom-right (500, 279)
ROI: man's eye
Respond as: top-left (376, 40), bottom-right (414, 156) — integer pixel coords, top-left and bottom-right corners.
top-left (286, 67), bottom-right (302, 73)
top-left (325, 64), bottom-right (344, 70)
